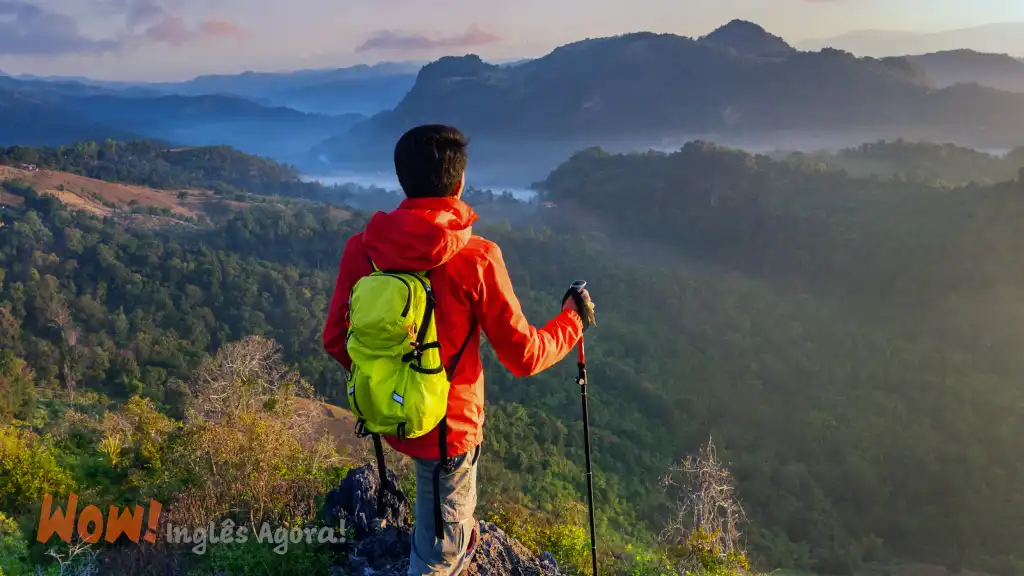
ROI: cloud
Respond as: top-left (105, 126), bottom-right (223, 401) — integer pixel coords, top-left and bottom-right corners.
top-left (197, 19), bottom-right (246, 41)
top-left (0, 0), bottom-right (245, 55)
top-left (142, 14), bottom-right (245, 46)
top-left (126, 0), bottom-right (164, 28)
top-left (141, 14), bottom-right (190, 44)
top-left (356, 23), bottom-right (500, 53)
top-left (0, 1), bottom-right (121, 54)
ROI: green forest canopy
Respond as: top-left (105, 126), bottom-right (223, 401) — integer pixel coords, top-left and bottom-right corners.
top-left (779, 139), bottom-right (1024, 186)
top-left (2, 140), bottom-right (1024, 575)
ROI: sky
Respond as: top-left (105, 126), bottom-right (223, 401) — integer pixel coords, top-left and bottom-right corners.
top-left (2, 0), bottom-right (1024, 81)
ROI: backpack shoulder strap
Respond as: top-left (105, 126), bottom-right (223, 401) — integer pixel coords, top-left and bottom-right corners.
top-left (371, 433), bottom-right (408, 520)
top-left (372, 434), bottom-right (388, 516)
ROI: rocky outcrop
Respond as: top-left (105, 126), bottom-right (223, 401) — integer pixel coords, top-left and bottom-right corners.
top-left (464, 523), bottom-right (561, 576)
top-left (322, 464), bottom-right (561, 576)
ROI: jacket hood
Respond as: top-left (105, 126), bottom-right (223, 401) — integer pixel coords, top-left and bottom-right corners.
top-left (363, 197), bottom-right (479, 271)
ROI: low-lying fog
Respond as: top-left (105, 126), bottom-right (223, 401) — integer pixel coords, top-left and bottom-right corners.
top-left (301, 129), bottom-right (1018, 204)
top-left (302, 170), bottom-right (539, 202)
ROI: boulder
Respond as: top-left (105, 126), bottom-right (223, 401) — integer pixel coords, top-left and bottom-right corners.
top-left (322, 464), bottom-right (560, 575)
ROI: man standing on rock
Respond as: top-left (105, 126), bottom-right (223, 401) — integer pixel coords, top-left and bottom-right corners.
top-left (323, 124), bottom-right (595, 575)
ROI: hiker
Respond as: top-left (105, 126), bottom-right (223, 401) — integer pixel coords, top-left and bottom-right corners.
top-left (323, 124), bottom-right (596, 575)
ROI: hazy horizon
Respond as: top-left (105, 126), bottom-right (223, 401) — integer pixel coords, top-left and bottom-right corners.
top-left (3, 0), bottom-right (1024, 81)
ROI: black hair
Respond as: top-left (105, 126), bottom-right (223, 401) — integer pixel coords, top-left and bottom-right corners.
top-left (393, 124), bottom-right (469, 198)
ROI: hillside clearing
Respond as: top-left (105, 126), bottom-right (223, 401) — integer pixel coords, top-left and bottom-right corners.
top-left (0, 165), bottom-right (212, 218)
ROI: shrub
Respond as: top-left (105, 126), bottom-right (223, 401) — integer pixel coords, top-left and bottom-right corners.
top-left (0, 512), bottom-right (32, 576)
top-left (156, 337), bottom-right (341, 528)
top-left (99, 395), bottom-right (175, 473)
top-left (661, 438), bottom-right (753, 576)
top-left (0, 424), bottom-right (75, 514)
top-left (487, 501), bottom-right (592, 575)
top-left (185, 532), bottom-right (335, 576)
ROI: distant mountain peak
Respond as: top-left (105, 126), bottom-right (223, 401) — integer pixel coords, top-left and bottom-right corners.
top-left (700, 19), bottom-right (796, 57)
top-left (916, 48), bottom-right (1021, 62)
top-left (416, 54), bottom-right (497, 82)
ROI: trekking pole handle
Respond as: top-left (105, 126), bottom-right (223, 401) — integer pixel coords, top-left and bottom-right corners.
top-left (566, 280), bottom-right (589, 366)
top-left (566, 280), bottom-right (588, 310)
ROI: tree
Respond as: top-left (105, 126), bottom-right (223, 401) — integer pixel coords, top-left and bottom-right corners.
top-left (0, 307), bottom-right (19, 352)
top-left (160, 336), bottom-right (340, 527)
top-left (45, 292), bottom-right (78, 406)
top-left (0, 352), bottom-right (35, 422)
top-left (661, 437), bottom-right (751, 575)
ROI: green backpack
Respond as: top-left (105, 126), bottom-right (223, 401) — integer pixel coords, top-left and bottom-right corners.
top-left (346, 260), bottom-right (449, 440)
top-left (347, 259), bottom-right (474, 538)
top-left (344, 258), bottom-right (475, 537)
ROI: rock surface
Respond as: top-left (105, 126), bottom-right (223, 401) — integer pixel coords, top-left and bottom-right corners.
top-left (464, 523), bottom-right (561, 576)
top-left (322, 463), bottom-right (561, 576)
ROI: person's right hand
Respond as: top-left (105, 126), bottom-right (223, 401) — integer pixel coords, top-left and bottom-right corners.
top-left (562, 287), bottom-right (596, 331)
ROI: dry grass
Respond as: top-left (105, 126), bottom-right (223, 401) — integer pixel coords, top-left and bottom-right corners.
top-left (0, 166), bottom-right (218, 219)
top-left (289, 397), bottom-right (377, 461)
top-left (0, 167), bottom-right (354, 229)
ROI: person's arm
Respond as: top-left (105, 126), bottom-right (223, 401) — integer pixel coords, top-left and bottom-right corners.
top-left (473, 243), bottom-right (584, 378)
top-left (323, 236), bottom-right (369, 372)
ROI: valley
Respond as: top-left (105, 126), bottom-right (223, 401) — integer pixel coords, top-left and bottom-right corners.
top-left (4, 137), bottom-right (1024, 576)
top-left (3, 10), bottom-right (1024, 576)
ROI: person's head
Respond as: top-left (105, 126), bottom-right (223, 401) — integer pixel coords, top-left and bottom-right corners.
top-left (394, 124), bottom-right (468, 199)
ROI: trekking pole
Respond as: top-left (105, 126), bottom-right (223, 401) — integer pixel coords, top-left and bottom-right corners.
top-left (568, 280), bottom-right (599, 576)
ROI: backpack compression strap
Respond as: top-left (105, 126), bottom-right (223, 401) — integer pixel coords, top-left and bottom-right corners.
top-left (402, 278), bottom-right (443, 375)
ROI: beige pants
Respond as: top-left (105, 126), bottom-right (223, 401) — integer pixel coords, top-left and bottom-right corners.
top-left (407, 446), bottom-right (480, 575)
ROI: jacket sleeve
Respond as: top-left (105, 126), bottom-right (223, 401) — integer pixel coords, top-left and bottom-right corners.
top-left (473, 243), bottom-right (584, 378)
top-left (323, 235), bottom-right (367, 372)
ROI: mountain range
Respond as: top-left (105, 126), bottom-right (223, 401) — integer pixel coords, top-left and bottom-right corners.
top-left (907, 50), bottom-right (1024, 92)
top-left (0, 76), bottom-right (364, 164)
top-left (8, 20), bottom-right (1024, 175)
top-left (799, 22), bottom-right (1024, 57)
top-left (3, 62), bottom-right (420, 117)
top-left (114, 62), bottom-right (421, 116)
top-left (314, 20), bottom-right (1024, 171)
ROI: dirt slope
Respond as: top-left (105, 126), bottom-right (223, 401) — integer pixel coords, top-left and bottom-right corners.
top-left (290, 397), bottom-right (415, 469)
top-left (0, 165), bottom-right (214, 219)
top-left (291, 398), bottom-right (366, 456)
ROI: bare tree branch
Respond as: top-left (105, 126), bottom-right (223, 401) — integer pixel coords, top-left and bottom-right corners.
top-left (660, 436), bottom-right (751, 574)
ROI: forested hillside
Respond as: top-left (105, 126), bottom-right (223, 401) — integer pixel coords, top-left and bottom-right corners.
top-left (908, 50), bottom-right (1024, 93)
top-left (2, 142), bottom-right (1024, 575)
top-left (542, 142), bottom-right (1024, 345)
top-left (0, 140), bottom-right (340, 200)
top-left (781, 139), bottom-right (1024, 185)
top-left (532, 143), bottom-right (1024, 574)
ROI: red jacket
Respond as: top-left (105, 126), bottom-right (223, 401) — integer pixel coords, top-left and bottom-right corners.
top-left (323, 196), bottom-right (584, 460)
